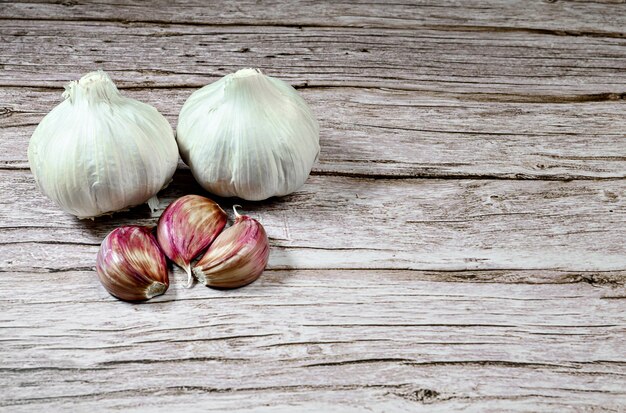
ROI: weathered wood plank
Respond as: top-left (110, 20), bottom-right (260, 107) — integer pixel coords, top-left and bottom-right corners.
top-left (1, 1), bottom-right (625, 411)
top-left (1, 20), bottom-right (626, 96)
top-left (0, 269), bottom-right (625, 412)
top-left (2, 87), bottom-right (626, 179)
top-left (1, 169), bottom-right (625, 275)
top-left (2, 0), bottom-right (625, 35)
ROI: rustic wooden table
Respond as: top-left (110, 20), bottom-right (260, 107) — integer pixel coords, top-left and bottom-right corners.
top-left (1, 1), bottom-right (625, 411)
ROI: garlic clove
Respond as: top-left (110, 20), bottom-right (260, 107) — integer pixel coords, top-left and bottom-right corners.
top-left (96, 226), bottom-right (169, 302)
top-left (156, 195), bottom-right (227, 288)
top-left (192, 206), bottom-right (269, 289)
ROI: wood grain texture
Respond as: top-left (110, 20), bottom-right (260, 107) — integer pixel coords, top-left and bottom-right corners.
top-left (0, 0), bottom-right (625, 411)
top-left (1, 169), bottom-right (626, 274)
top-left (2, 19), bottom-right (626, 96)
top-left (2, 0), bottom-right (626, 34)
top-left (1, 270), bottom-right (625, 412)
top-left (2, 87), bottom-right (626, 179)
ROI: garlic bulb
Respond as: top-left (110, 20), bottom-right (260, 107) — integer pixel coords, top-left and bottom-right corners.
top-left (28, 70), bottom-right (179, 218)
top-left (177, 68), bottom-right (320, 201)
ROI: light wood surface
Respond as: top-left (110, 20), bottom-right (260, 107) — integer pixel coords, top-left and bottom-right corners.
top-left (1, 1), bottom-right (625, 411)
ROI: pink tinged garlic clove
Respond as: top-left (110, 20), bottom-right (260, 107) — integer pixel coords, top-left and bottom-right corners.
top-left (156, 195), bottom-right (227, 288)
top-left (96, 226), bottom-right (169, 302)
top-left (192, 206), bottom-right (270, 289)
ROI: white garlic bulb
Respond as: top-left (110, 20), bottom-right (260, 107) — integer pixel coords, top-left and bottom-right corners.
top-left (28, 71), bottom-right (179, 218)
top-left (177, 68), bottom-right (320, 201)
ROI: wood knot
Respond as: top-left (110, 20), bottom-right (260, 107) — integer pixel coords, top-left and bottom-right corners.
top-left (603, 190), bottom-right (619, 202)
top-left (0, 107), bottom-right (13, 118)
top-left (396, 388), bottom-right (440, 403)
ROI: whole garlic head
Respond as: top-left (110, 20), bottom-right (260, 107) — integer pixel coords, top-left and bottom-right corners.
top-left (28, 71), bottom-right (179, 218)
top-left (177, 68), bottom-right (320, 201)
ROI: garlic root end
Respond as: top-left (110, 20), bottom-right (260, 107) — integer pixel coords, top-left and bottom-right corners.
top-left (145, 281), bottom-right (168, 299)
top-left (192, 266), bottom-right (207, 285)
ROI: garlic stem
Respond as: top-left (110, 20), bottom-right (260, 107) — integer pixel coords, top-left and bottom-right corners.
top-left (62, 70), bottom-right (121, 104)
top-left (233, 204), bottom-right (242, 219)
top-left (147, 196), bottom-right (160, 214)
top-left (184, 265), bottom-right (194, 289)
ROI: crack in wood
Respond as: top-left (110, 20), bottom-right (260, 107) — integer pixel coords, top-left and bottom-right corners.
top-left (310, 169), bottom-right (624, 181)
top-left (1, 83), bottom-right (625, 105)
top-left (98, 356), bottom-right (248, 366)
top-left (1, 14), bottom-right (624, 39)
top-left (0, 383), bottom-right (414, 406)
top-left (422, 24), bottom-right (626, 39)
top-left (304, 359), bottom-right (572, 368)
top-left (2, 165), bottom-right (622, 180)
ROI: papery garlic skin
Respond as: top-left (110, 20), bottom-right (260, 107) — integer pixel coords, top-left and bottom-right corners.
top-left (193, 207), bottom-right (269, 289)
top-left (28, 70), bottom-right (179, 218)
top-left (177, 68), bottom-right (320, 201)
top-left (156, 195), bottom-right (227, 288)
top-left (96, 226), bottom-right (169, 301)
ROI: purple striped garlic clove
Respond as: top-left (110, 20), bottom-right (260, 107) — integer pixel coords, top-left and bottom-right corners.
top-left (156, 195), bottom-right (227, 288)
top-left (192, 206), bottom-right (270, 289)
top-left (96, 226), bottom-right (169, 302)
